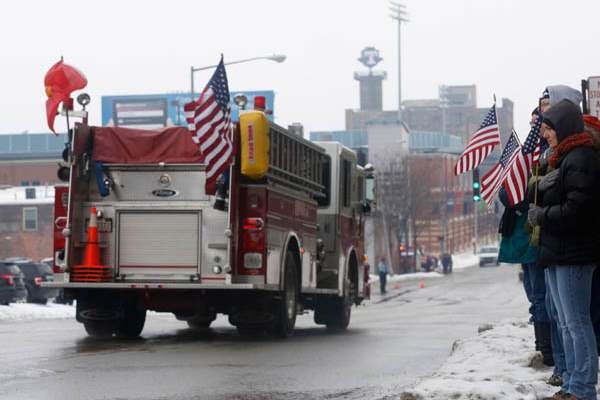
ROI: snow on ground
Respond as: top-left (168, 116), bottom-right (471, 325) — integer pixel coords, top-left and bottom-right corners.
top-left (370, 250), bottom-right (479, 285)
top-left (0, 303), bottom-right (74, 321)
top-left (370, 271), bottom-right (444, 285)
top-left (398, 320), bottom-right (559, 400)
top-left (453, 251), bottom-right (479, 270)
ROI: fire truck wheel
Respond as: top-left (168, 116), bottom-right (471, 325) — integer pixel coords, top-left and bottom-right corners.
top-left (83, 320), bottom-right (115, 339)
top-left (187, 313), bottom-right (216, 330)
top-left (115, 305), bottom-right (146, 338)
top-left (237, 325), bottom-right (266, 337)
top-left (269, 251), bottom-right (299, 338)
top-left (324, 278), bottom-right (353, 331)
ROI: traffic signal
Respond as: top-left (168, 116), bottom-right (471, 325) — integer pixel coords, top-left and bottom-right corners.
top-left (399, 244), bottom-right (406, 254)
top-left (472, 168), bottom-right (481, 202)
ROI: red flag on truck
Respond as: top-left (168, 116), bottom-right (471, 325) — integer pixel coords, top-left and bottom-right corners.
top-left (44, 58), bottom-right (87, 133)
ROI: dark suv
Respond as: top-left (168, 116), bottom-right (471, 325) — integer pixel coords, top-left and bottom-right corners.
top-left (0, 263), bottom-right (27, 305)
top-left (17, 263), bottom-right (57, 304)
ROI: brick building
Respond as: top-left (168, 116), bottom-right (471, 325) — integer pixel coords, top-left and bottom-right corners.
top-left (0, 186), bottom-right (55, 261)
top-left (408, 153), bottom-right (498, 257)
top-left (0, 133), bottom-right (65, 186)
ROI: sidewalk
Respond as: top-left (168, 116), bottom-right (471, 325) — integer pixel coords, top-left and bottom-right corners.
top-left (398, 320), bottom-right (570, 400)
top-left (368, 251), bottom-right (479, 302)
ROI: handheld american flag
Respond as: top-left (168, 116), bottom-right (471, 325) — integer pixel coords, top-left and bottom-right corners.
top-left (480, 130), bottom-right (521, 206)
top-left (454, 104), bottom-right (501, 175)
top-left (523, 111), bottom-right (543, 168)
top-left (184, 57), bottom-right (234, 195)
top-left (497, 113), bottom-right (548, 206)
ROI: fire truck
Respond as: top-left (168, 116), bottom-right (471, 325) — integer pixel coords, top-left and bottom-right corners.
top-left (45, 97), bottom-right (372, 338)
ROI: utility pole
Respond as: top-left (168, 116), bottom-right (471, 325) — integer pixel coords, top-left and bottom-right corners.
top-left (390, 1), bottom-right (409, 121)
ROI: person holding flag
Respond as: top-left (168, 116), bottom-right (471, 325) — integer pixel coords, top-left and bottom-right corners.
top-left (498, 108), bottom-right (554, 370)
top-left (530, 99), bottom-right (600, 400)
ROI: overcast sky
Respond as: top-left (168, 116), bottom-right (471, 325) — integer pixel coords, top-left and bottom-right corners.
top-left (1, 0), bottom-right (599, 140)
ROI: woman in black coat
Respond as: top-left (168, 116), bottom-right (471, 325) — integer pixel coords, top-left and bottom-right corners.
top-left (529, 99), bottom-right (600, 400)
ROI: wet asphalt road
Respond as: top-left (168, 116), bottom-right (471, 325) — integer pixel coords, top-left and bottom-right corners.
top-left (0, 264), bottom-right (528, 400)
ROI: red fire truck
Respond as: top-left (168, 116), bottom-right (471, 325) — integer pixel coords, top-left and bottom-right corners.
top-left (45, 102), bottom-right (372, 338)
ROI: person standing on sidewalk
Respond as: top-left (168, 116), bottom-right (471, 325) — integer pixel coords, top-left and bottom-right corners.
top-left (497, 178), bottom-right (553, 367)
top-left (378, 257), bottom-right (390, 295)
top-left (529, 99), bottom-right (600, 400)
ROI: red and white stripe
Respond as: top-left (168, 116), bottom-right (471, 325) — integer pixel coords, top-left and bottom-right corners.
top-left (503, 152), bottom-right (529, 206)
top-left (184, 87), bottom-right (233, 194)
top-left (454, 125), bottom-right (501, 175)
top-left (480, 149), bottom-right (520, 206)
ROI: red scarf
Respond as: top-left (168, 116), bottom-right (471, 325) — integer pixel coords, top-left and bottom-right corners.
top-left (548, 132), bottom-right (594, 168)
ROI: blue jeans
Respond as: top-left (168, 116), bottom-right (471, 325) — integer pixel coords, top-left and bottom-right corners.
top-left (546, 265), bottom-right (598, 400)
top-left (546, 268), bottom-right (566, 377)
top-left (379, 271), bottom-right (387, 294)
top-left (522, 263), bottom-right (549, 323)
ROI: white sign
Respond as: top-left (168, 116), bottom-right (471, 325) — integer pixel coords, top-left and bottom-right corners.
top-left (589, 76), bottom-right (600, 118)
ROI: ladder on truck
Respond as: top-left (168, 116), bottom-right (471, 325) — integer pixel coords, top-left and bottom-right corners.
top-left (264, 123), bottom-right (329, 199)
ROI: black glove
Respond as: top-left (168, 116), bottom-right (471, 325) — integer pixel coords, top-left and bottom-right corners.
top-left (538, 168), bottom-right (560, 192)
top-left (527, 204), bottom-right (544, 227)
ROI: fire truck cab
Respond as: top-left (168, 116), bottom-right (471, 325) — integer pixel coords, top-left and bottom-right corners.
top-left (45, 105), bottom-right (371, 338)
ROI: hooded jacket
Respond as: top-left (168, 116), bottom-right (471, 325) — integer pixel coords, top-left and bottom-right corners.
top-left (537, 100), bottom-right (600, 266)
top-left (545, 85), bottom-right (583, 109)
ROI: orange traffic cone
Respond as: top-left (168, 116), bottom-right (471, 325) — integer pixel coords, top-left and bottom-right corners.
top-left (72, 207), bottom-right (112, 282)
top-left (419, 280), bottom-right (425, 289)
top-left (82, 207), bottom-right (100, 266)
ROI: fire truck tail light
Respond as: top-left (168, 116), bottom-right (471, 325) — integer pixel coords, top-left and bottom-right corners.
top-left (242, 218), bottom-right (264, 231)
top-left (244, 253), bottom-right (263, 269)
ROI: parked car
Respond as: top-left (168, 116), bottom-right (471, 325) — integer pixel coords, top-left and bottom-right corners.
top-left (39, 257), bottom-right (72, 305)
top-left (3, 256), bottom-right (32, 264)
top-left (0, 263), bottom-right (27, 305)
top-left (17, 262), bottom-right (57, 304)
top-left (478, 246), bottom-right (500, 267)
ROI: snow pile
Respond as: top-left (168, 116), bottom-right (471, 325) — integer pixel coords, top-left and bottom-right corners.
top-left (399, 321), bottom-right (557, 400)
top-left (453, 251), bottom-right (479, 270)
top-left (0, 303), bottom-right (74, 321)
top-left (370, 271), bottom-right (444, 285)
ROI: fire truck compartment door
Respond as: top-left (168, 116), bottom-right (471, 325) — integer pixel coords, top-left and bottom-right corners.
top-left (117, 211), bottom-right (201, 280)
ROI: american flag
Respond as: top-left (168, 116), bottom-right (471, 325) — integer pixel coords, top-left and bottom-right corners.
top-left (497, 114), bottom-right (547, 206)
top-left (523, 112), bottom-right (543, 168)
top-left (184, 57), bottom-right (233, 195)
top-left (480, 130), bottom-right (522, 206)
top-left (454, 104), bottom-right (501, 175)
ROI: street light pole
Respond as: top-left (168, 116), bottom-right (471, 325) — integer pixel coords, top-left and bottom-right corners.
top-left (190, 54), bottom-right (286, 100)
top-left (390, 1), bottom-right (409, 121)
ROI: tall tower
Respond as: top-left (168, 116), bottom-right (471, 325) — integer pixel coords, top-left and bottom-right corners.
top-left (353, 47), bottom-right (387, 111)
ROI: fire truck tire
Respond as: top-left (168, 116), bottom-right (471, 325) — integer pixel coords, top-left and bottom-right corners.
top-left (269, 251), bottom-right (299, 338)
top-left (115, 305), bottom-right (146, 338)
top-left (315, 278), bottom-right (353, 331)
top-left (187, 313), bottom-right (216, 330)
top-left (83, 320), bottom-right (115, 339)
top-left (236, 325), bottom-right (266, 337)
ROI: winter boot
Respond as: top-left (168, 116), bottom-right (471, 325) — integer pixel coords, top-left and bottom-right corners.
top-left (535, 322), bottom-right (555, 366)
top-left (547, 372), bottom-right (563, 387)
top-left (542, 390), bottom-right (568, 400)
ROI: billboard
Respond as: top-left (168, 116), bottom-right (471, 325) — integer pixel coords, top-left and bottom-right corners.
top-left (101, 91), bottom-right (275, 129)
